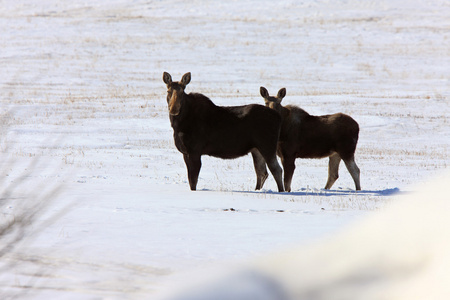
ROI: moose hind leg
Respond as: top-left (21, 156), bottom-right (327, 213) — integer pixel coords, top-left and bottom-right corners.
top-left (251, 149), bottom-right (268, 190)
top-left (183, 153), bottom-right (202, 191)
top-left (343, 156), bottom-right (361, 191)
top-left (264, 155), bottom-right (284, 192)
top-left (325, 153), bottom-right (341, 190)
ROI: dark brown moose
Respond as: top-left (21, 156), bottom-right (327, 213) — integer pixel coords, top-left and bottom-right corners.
top-left (163, 72), bottom-right (284, 192)
top-left (260, 86), bottom-right (361, 192)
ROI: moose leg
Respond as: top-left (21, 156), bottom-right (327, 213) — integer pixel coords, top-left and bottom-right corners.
top-left (325, 153), bottom-right (341, 190)
top-left (183, 153), bottom-right (202, 191)
top-left (251, 149), bottom-right (268, 190)
top-left (264, 155), bottom-right (284, 192)
top-left (281, 156), bottom-right (295, 193)
top-left (343, 156), bottom-right (361, 191)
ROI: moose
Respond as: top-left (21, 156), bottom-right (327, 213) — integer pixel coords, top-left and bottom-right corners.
top-left (260, 86), bottom-right (361, 192)
top-left (163, 72), bottom-right (284, 192)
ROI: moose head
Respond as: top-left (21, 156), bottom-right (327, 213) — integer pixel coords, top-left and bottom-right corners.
top-left (260, 86), bottom-right (286, 112)
top-left (163, 72), bottom-right (191, 116)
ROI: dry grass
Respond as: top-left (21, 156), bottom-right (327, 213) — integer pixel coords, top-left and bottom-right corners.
top-left (0, 113), bottom-right (73, 298)
top-left (0, 188), bottom-right (66, 296)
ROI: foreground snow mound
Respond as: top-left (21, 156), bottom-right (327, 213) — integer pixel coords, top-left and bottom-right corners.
top-left (161, 171), bottom-right (450, 300)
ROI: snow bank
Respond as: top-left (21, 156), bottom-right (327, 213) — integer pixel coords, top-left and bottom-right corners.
top-left (161, 171), bottom-right (450, 299)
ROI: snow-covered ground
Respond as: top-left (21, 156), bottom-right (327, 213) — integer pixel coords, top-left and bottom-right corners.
top-left (0, 0), bottom-right (448, 299)
top-left (159, 171), bottom-right (450, 300)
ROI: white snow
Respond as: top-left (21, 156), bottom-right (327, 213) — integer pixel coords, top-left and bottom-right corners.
top-left (159, 171), bottom-right (450, 300)
top-left (0, 0), bottom-right (449, 299)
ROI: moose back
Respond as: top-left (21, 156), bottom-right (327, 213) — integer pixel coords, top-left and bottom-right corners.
top-left (260, 86), bottom-right (361, 192)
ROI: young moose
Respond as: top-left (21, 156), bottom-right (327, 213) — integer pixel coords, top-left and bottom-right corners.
top-left (163, 72), bottom-right (284, 192)
top-left (260, 87), bottom-right (361, 192)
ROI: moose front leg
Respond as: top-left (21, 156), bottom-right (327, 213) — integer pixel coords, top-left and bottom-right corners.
top-left (282, 156), bottom-right (296, 193)
top-left (183, 153), bottom-right (202, 190)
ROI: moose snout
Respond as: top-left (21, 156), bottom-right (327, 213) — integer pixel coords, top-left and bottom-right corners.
top-left (266, 101), bottom-right (277, 110)
top-left (167, 93), bottom-right (182, 115)
top-left (168, 101), bottom-right (181, 116)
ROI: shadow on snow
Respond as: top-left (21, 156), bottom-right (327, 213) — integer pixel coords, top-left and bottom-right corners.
top-left (200, 187), bottom-right (403, 197)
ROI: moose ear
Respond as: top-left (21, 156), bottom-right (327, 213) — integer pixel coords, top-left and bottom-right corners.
top-left (181, 72), bottom-right (191, 87)
top-left (163, 72), bottom-right (172, 85)
top-left (277, 88), bottom-right (286, 100)
top-left (260, 86), bottom-right (269, 99)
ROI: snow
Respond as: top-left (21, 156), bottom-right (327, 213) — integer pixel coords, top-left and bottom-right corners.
top-left (0, 0), bottom-right (449, 299)
top-left (160, 171), bottom-right (450, 300)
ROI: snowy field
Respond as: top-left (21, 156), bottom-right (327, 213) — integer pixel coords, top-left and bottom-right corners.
top-left (0, 0), bottom-right (449, 298)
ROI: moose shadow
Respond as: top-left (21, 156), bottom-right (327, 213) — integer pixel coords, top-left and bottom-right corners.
top-left (226, 187), bottom-right (403, 197)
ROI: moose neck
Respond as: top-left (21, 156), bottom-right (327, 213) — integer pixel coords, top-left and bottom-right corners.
top-left (278, 105), bottom-right (291, 121)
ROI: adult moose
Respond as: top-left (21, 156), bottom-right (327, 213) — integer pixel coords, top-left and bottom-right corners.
top-left (163, 72), bottom-right (284, 192)
top-left (260, 87), bottom-right (361, 192)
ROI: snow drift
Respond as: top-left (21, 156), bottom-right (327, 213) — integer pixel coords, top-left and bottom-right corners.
top-left (162, 171), bottom-right (450, 300)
